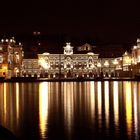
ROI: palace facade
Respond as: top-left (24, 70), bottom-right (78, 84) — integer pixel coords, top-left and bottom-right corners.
top-left (0, 38), bottom-right (140, 79)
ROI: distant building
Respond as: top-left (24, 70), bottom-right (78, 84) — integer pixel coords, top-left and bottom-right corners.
top-left (22, 42), bottom-right (126, 78)
top-left (0, 37), bottom-right (140, 79)
top-left (0, 37), bottom-right (24, 78)
top-left (22, 40), bottom-right (140, 78)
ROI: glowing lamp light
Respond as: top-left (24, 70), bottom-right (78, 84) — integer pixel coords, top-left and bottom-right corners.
top-left (133, 46), bottom-right (137, 49)
top-left (104, 61), bottom-right (109, 67)
top-left (3, 66), bottom-right (7, 70)
top-left (10, 39), bottom-right (13, 42)
top-left (125, 56), bottom-right (131, 64)
top-left (113, 59), bottom-right (118, 65)
top-left (1, 39), bottom-right (4, 42)
top-left (137, 38), bottom-right (140, 43)
top-left (137, 56), bottom-right (140, 62)
top-left (91, 64), bottom-right (95, 68)
top-left (39, 58), bottom-right (50, 69)
top-left (16, 69), bottom-right (19, 73)
top-left (97, 62), bottom-right (101, 67)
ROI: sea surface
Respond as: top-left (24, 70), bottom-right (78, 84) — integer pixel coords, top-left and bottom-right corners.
top-left (0, 81), bottom-right (139, 140)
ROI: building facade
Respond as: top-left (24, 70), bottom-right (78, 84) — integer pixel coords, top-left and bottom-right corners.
top-left (1, 38), bottom-right (140, 79)
top-left (22, 43), bottom-right (123, 78)
top-left (0, 38), bottom-right (24, 78)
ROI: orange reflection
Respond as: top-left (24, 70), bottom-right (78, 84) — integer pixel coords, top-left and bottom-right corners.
top-left (124, 82), bottom-right (132, 138)
top-left (104, 81), bottom-right (109, 128)
top-left (113, 81), bottom-right (119, 127)
top-left (133, 82), bottom-right (138, 139)
top-left (90, 81), bottom-right (95, 120)
top-left (97, 82), bottom-right (102, 124)
top-left (63, 82), bottom-right (74, 135)
top-left (16, 83), bottom-right (19, 123)
top-left (79, 82), bottom-right (82, 102)
top-left (4, 83), bottom-right (7, 123)
top-left (39, 82), bottom-right (48, 139)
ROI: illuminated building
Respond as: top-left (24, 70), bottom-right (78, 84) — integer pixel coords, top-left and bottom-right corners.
top-left (1, 37), bottom-right (140, 79)
top-left (0, 38), bottom-right (24, 78)
top-left (22, 40), bottom-right (140, 78)
top-left (131, 39), bottom-right (140, 76)
top-left (22, 43), bottom-right (124, 78)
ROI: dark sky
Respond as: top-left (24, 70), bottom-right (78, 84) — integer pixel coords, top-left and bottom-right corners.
top-left (0, 0), bottom-right (140, 44)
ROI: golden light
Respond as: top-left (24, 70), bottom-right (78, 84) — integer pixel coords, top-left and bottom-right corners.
top-left (133, 45), bottom-right (137, 49)
top-left (4, 83), bottom-right (7, 123)
top-left (1, 39), bottom-right (4, 42)
top-left (39, 82), bottom-right (48, 139)
top-left (124, 56), bottom-right (131, 65)
top-left (15, 68), bottom-right (19, 73)
top-left (16, 83), bottom-right (19, 124)
top-left (10, 39), bottom-right (13, 42)
top-left (91, 64), bottom-right (95, 68)
top-left (97, 62), bottom-right (101, 67)
top-left (124, 82), bottom-right (132, 138)
top-left (113, 59), bottom-right (118, 65)
top-left (39, 58), bottom-right (50, 69)
top-left (113, 81), bottom-right (119, 127)
top-left (137, 38), bottom-right (140, 43)
top-left (104, 81), bottom-right (109, 128)
top-left (123, 51), bottom-right (132, 65)
top-left (2, 66), bottom-right (7, 70)
top-left (138, 56), bottom-right (140, 62)
top-left (104, 61), bottom-right (109, 67)
top-left (133, 82), bottom-right (138, 138)
top-left (63, 82), bottom-right (74, 135)
top-left (90, 81), bottom-right (95, 120)
top-left (97, 82), bottom-right (102, 117)
top-left (87, 52), bottom-right (94, 55)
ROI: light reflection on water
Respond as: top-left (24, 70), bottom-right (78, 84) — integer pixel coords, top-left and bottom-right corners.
top-left (0, 81), bottom-right (139, 140)
top-left (113, 81), bottom-right (119, 125)
top-left (4, 83), bottom-right (7, 124)
top-left (39, 82), bottom-right (48, 140)
top-left (124, 82), bottom-right (132, 138)
top-left (104, 81), bottom-right (109, 129)
top-left (16, 83), bottom-right (19, 126)
top-left (133, 82), bottom-right (139, 140)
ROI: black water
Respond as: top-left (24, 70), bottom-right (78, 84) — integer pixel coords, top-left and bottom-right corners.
top-left (0, 81), bottom-right (139, 140)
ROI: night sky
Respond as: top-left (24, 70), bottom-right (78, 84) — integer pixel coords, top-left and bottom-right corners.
top-left (0, 0), bottom-right (140, 44)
